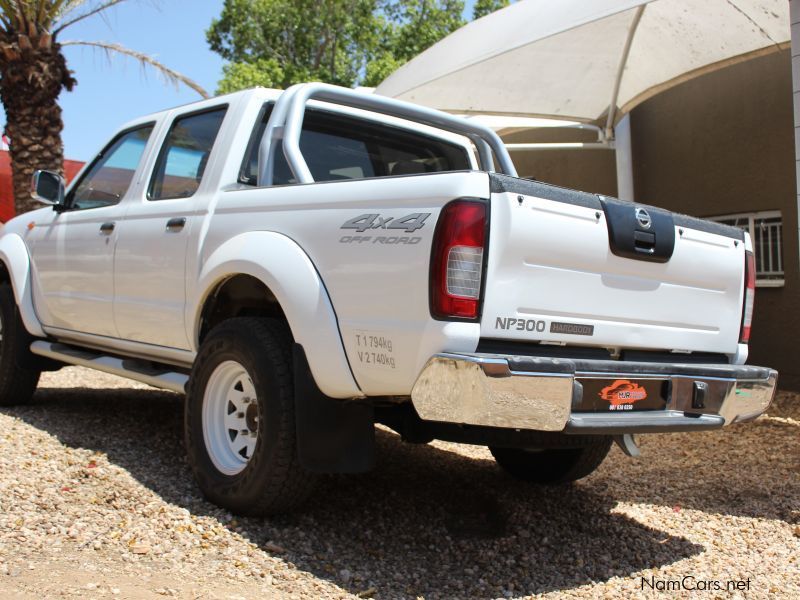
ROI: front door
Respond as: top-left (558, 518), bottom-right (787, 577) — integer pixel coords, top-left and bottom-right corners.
top-left (30, 124), bottom-right (155, 338)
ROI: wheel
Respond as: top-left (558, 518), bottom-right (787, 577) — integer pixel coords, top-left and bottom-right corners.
top-left (0, 282), bottom-right (40, 406)
top-left (489, 437), bottom-right (612, 484)
top-left (184, 317), bottom-right (316, 515)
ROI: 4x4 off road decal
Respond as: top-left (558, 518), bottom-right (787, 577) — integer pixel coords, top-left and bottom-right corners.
top-left (599, 380), bottom-right (648, 408)
top-left (339, 213), bottom-right (430, 245)
top-left (341, 213), bottom-right (430, 233)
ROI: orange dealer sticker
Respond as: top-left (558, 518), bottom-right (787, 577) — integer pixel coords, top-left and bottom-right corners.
top-left (599, 380), bottom-right (648, 406)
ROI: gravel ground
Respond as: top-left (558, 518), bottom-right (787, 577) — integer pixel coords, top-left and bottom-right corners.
top-left (0, 366), bottom-right (798, 599)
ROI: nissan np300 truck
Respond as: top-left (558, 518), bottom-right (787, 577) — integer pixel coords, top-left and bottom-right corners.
top-left (0, 83), bottom-right (777, 515)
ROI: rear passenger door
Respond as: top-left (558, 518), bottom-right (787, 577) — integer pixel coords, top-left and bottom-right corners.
top-left (113, 106), bottom-right (227, 350)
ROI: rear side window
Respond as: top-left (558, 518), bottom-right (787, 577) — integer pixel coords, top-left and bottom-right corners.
top-left (240, 105), bottom-right (471, 186)
top-left (149, 107), bottom-right (227, 200)
top-left (69, 124), bottom-right (154, 210)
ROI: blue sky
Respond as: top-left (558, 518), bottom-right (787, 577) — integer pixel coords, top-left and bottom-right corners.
top-left (1, 0), bottom-right (478, 162)
top-left (55, 0), bottom-right (225, 161)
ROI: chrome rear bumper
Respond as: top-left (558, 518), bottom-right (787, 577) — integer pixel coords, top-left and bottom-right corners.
top-left (410, 353), bottom-right (777, 434)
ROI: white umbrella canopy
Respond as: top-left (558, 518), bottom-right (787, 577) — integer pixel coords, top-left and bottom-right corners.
top-left (376, 0), bottom-right (789, 132)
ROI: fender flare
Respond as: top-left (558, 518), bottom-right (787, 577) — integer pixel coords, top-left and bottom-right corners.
top-left (0, 233), bottom-right (45, 338)
top-left (192, 231), bottom-right (362, 399)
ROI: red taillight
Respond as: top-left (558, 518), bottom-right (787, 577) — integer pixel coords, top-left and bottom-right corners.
top-left (430, 200), bottom-right (487, 320)
top-left (740, 250), bottom-right (755, 344)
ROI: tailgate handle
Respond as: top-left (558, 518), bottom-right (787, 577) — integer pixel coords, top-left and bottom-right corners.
top-left (600, 198), bottom-right (675, 263)
top-left (633, 230), bottom-right (656, 254)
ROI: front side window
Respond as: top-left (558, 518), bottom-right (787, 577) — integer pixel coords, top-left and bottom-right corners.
top-left (149, 107), bottom-right (227, 200)
top-left (240, 105), bottom-right (471, 186)
top-left (69, 125), bottom-right (154, 210)
top-left (709, 211), bottom-right (784, 287)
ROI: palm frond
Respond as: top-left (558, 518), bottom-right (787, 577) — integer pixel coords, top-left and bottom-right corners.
top-left (0, 6), bottom-right (12, 30)
top-left (0, 0), bottom-right (92, 33)
top-left (58, 0), bottom-right (93, 16)
top-left (53, 0), bottom-right (131, 34)
top-left (35, 0), bottom-right (61, 25)
top-left (62, 39), bottom-right (209, 98)
top-left (13, 0), bottom-right (30, 33)
top-left (53, 0), bottom-right (95, 23)
top-left (0, 1), bottom-right (148, 35)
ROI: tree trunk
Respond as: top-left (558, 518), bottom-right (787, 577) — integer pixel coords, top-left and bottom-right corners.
top-left (0, 34), bottom-right (75, 216)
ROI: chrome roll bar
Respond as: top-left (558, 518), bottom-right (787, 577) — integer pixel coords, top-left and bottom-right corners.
top-left (257, 82), bottom-right (517, 186)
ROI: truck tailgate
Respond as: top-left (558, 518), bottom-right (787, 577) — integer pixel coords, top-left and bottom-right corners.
top-left (482, 176), bottom-right (746, 356)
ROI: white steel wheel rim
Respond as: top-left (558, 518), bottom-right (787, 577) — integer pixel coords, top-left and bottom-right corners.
top-left (202, 360), bottom-right (260, 476)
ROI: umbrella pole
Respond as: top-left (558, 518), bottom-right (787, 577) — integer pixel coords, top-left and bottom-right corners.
top-left (615, 114), bottom-right (635, 202)
top-left (605, 5), bottom-right (646, 140)
top-left (606, 5), bottom-right (644, 203)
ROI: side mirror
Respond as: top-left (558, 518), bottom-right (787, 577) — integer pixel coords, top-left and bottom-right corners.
top-left (31, 170), bottom-right (66, 209)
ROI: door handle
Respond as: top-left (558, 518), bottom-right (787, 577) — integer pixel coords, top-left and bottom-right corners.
top-left (166, 217), bottom-right (186, 232)
top-left (99, 222), bottom-right (115, 234)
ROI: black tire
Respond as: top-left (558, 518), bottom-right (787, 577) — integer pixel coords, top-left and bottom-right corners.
top-left (490, 437), bottom-right (612, 484)
top-left (0, 282), bottom-right (40, 406)
top-left (185, 317), bottom-right (316, 515)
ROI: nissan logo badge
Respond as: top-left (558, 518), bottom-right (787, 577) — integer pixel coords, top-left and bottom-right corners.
top-left (635, 207), bottom-right (652, 229)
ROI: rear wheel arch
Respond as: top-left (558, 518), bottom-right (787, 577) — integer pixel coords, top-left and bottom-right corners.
top-left (197, 274), bottom-right (289, 345)
top-left (191, 232), bottom-right (361, 398)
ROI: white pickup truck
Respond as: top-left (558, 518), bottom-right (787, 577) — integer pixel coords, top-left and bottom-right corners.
top-left (0, 83), bottom-right (776, 515)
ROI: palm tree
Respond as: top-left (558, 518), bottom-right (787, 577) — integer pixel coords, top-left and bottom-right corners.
top-left (0, 1), bottom-right (209, 215)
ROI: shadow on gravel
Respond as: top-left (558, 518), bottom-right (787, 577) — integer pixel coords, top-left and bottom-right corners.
top-left (602, 421), bottom-right (800, 526)
top-left (3, 386), bottom-right (719, 598)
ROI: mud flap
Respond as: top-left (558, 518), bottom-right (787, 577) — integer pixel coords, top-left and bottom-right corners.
top-left (293, 344), bottom-right (375, 473)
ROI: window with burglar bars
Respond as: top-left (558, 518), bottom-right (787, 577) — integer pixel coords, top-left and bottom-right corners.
top-left (709, 211), bottom-right (784, 287)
